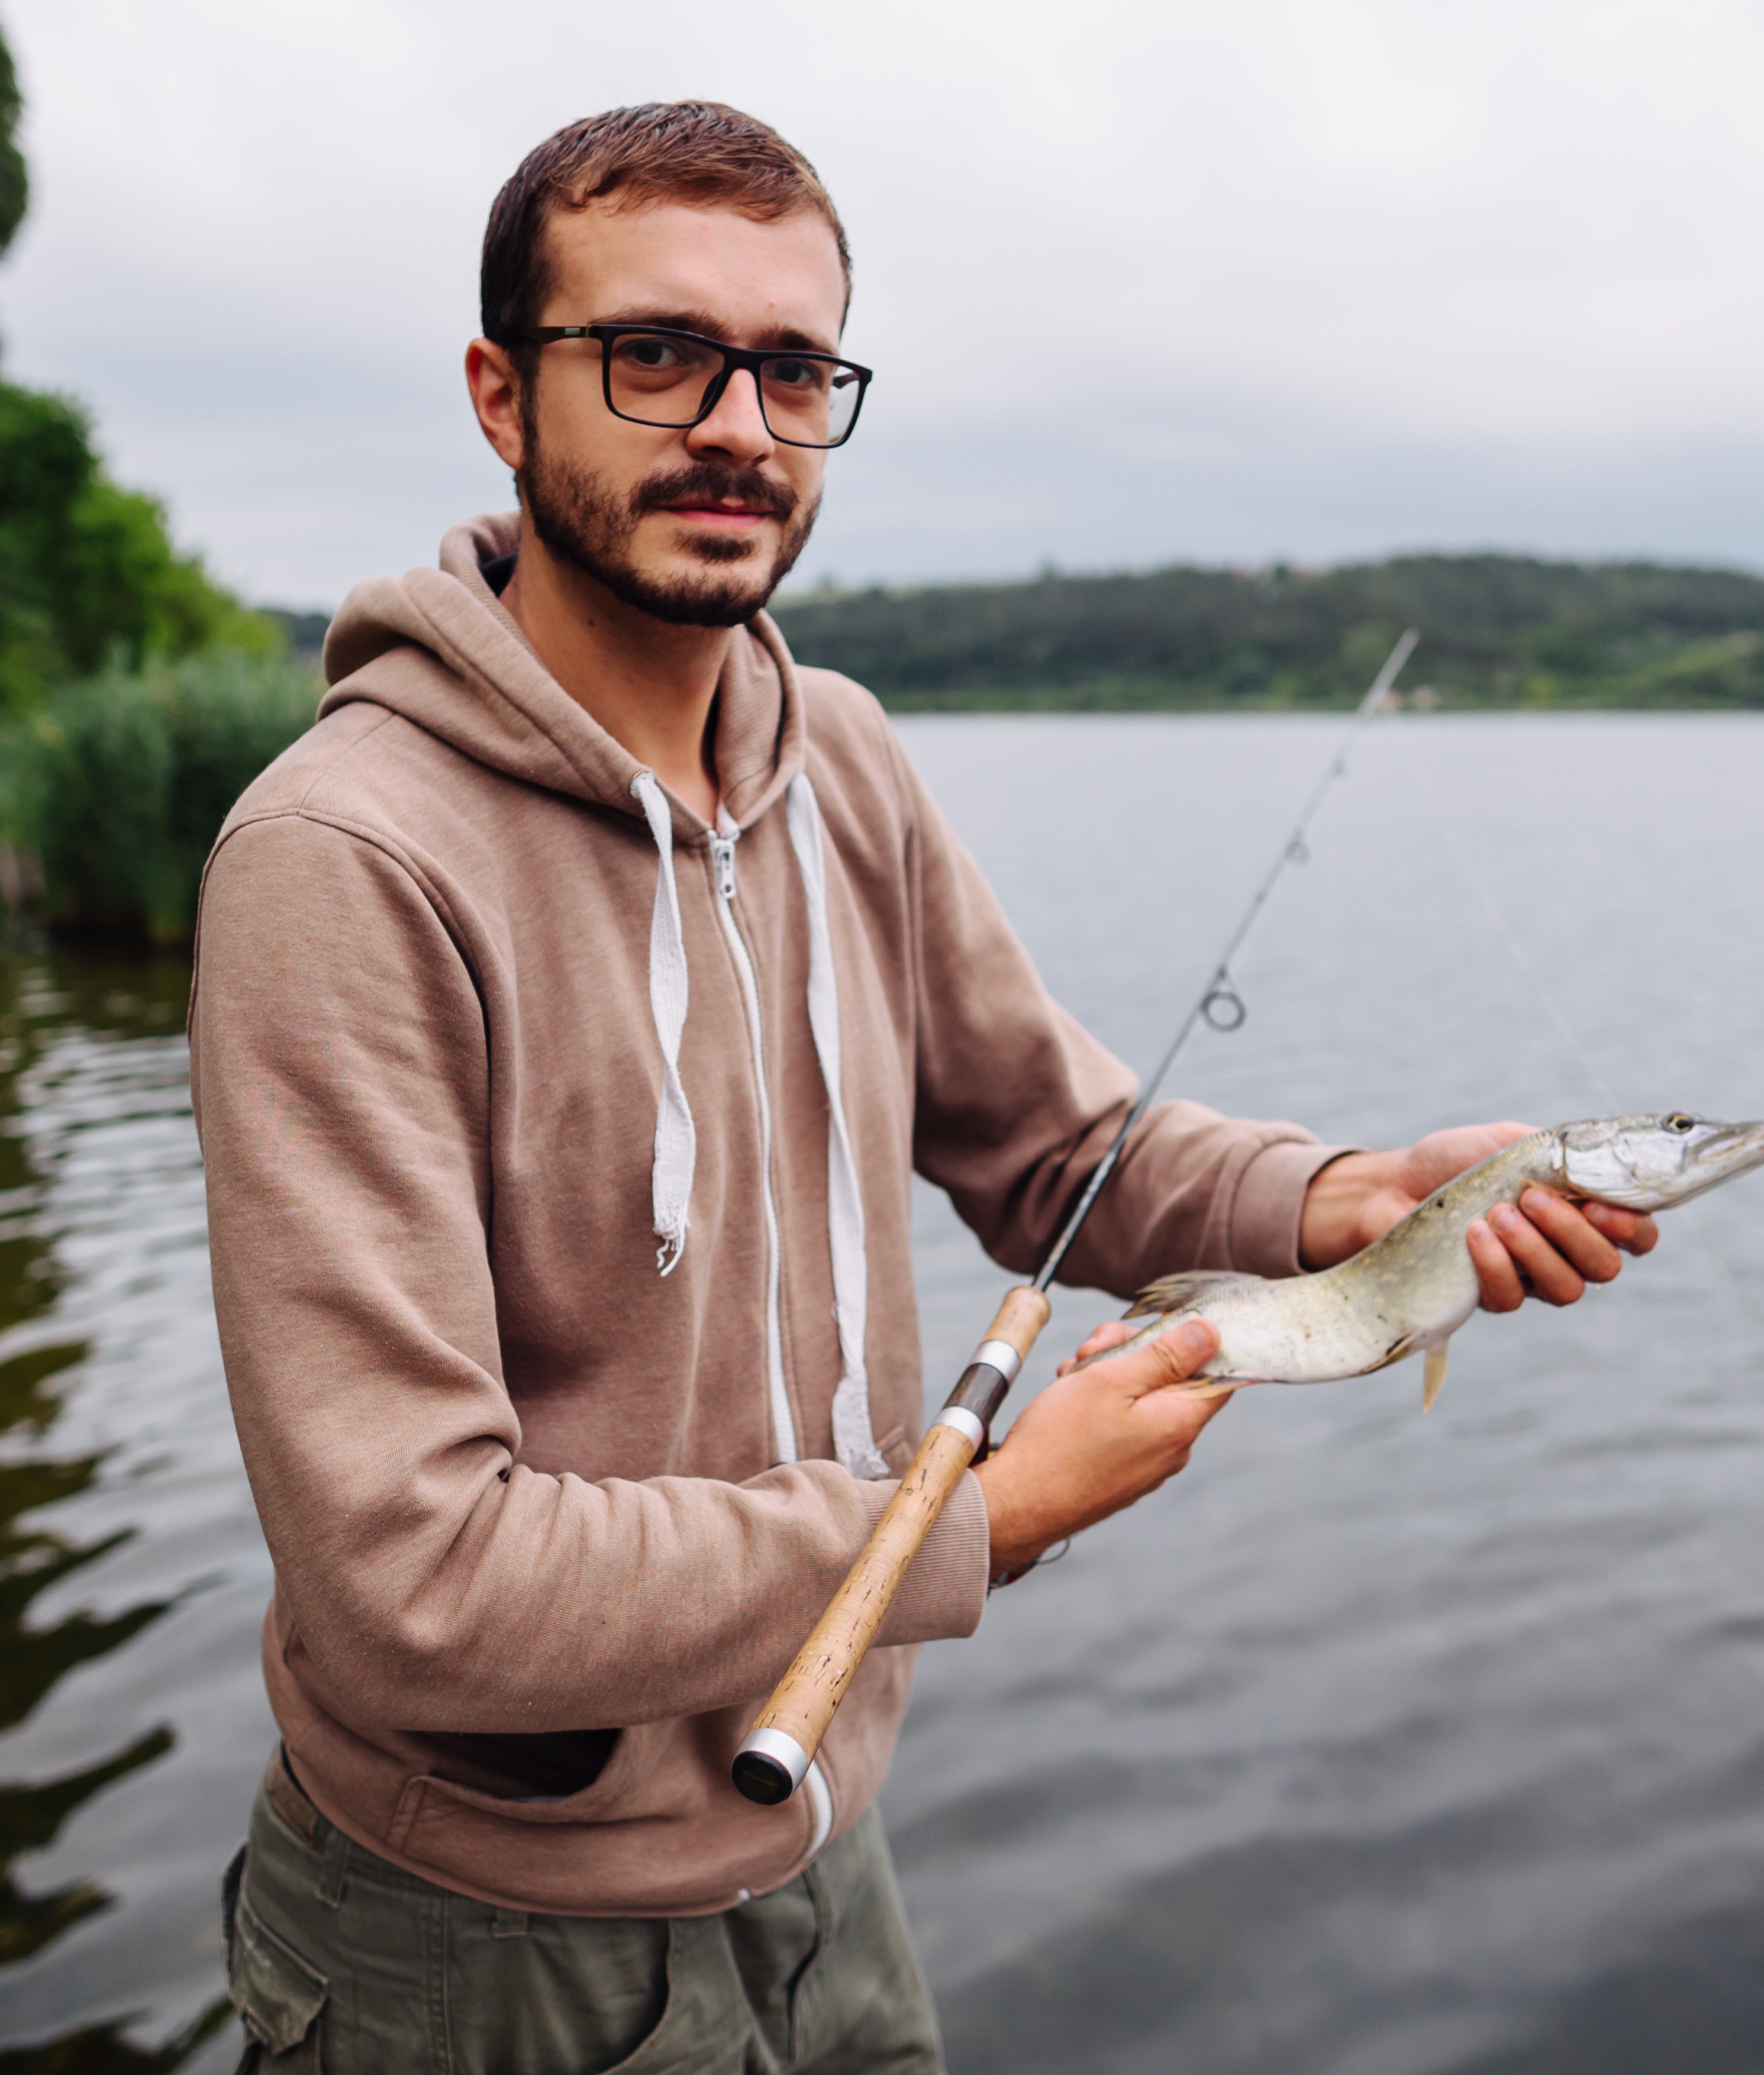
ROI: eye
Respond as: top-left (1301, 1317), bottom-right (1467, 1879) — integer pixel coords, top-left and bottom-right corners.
top-left (1665, 1112), bottom-right (1695, 1134)
top-left (765, 357), bottom-right (825, 392)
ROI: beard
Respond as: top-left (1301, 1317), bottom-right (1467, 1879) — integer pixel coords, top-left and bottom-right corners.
top-left (520, 435), bottom-right (820, 630)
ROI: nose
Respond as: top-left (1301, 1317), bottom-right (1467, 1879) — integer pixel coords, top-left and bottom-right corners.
top-left (686, 366), bottom-right (775, 467)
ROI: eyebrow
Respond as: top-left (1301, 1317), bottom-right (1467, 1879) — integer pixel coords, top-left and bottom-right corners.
top-left (595, 306), bottom-right (840, 356)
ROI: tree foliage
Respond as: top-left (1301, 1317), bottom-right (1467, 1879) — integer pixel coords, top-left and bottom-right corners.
top-left (0, 18), bottom-right (25, 261)
top-left (772, 555), bottom-right (1764, 711)
top-left (0, 382), bottom-right (276, 715)
top-left (0, 22), bottom-right (269, 715)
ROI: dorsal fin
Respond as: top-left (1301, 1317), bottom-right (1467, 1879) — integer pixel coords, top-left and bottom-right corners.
top-left (1125, 1269), bottom-right (1265, 1321)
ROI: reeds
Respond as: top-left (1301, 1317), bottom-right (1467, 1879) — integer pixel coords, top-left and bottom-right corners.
top-left (0, 650), bottom-right (320, 945)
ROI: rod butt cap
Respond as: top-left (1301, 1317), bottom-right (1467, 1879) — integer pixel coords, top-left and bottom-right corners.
top-left (732, 1727), bottom-right (810, 1805)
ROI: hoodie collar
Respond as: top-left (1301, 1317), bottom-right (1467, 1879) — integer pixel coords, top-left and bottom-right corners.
top-left (319, 511), bottom-right (805, 840)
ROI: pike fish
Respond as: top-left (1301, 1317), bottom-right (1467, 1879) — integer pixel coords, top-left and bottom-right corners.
top-left (1095, 1112), bottom-right (1764, 1408)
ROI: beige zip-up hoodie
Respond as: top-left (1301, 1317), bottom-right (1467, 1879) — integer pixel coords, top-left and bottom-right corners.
top-left (190, 513), bottom-right (1344, 1918)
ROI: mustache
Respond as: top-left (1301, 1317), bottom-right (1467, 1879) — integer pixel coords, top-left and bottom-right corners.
top-left (628, 462), bottom-right (798, 524)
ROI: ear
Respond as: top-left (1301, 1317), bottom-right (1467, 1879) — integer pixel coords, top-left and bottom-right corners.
top-left (466, 338), bottom-right (527, 472)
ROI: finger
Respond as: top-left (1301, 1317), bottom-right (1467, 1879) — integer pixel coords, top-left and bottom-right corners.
top-left (1487, 1201), bottom-right (1586, 1305)
top-left (1517, 1188), bottom-right (1624, 1283)
top-left (1059, 1319), bottom-right (1140, 1374)
top-left (1120, 1317), bottom-right (1220, 1398)
top-left (1583, 1202), bottom-right (1660, 1256)
top-left (1466, 1217), bottom-right (1526, 1312)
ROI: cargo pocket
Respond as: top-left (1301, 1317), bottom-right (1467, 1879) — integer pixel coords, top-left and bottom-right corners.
top-left (225, 1883), bottom-right (328, 2073)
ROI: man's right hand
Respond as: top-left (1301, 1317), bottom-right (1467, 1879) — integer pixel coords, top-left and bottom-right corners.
top-left (971, 1316), bottom-right (1228, 1580)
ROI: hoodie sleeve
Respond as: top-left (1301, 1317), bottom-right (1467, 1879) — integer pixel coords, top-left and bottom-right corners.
top-left (191, 810), bottom-right (986, 1737)
top-left (883, 731), bottom-right (1352, 1291)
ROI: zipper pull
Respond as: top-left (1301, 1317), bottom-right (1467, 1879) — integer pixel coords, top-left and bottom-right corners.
top-left (710, 832), bottom-right (737, 902)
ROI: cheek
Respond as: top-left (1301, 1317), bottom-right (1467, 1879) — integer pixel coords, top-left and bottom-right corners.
top-left (534, 379), bottom-right (666, 480)
top-left (779, 450), bottom-right (827, 505)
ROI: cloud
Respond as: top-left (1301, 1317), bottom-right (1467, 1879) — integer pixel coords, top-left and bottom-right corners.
top-left (4, 0), bottom-right (1761, 602)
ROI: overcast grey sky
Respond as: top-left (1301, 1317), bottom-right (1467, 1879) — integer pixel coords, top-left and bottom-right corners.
top-left (3, 0), bottom-right (1762, 607)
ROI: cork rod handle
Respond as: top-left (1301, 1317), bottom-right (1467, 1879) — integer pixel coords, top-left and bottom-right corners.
top-left (732, 1287), bottom-right (1051, 1805)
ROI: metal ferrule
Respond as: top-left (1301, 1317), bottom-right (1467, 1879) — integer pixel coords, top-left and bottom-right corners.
top-left (932, 1405), bottom-right (985, 1448)
top-left (969, 1338), bottom-right (1023, 1385)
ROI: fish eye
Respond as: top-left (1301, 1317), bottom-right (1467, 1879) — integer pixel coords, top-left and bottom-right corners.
top-left (1665, 1112), bottom-right (1695, 1133)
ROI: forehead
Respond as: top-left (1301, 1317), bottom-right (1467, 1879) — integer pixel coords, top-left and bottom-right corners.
top-left (538, 199), bottom-right (848, 349)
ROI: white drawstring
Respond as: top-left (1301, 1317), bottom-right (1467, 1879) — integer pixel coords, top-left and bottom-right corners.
top-left (630, 766), bottom-right (888, 1475)
top-left (786, 774), bottom-right (890, 1479)
top-left (631, 770), bottom-right (695, 1276)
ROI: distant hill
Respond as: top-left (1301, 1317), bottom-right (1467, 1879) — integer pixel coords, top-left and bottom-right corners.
top-left (769, 554), bottom-right (1764, 711)
top-left (260, 608), bottom-right (331, 659)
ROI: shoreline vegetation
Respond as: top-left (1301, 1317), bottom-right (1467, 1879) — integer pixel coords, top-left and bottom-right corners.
top-left (5, 551), bottom-right (1764, 950)
top-left (770, 554), bottom-right (1764, 714)
top-left (0, 369), bottom-right (323, 945)
top-left (3, 47), bottom-right (1760, 951)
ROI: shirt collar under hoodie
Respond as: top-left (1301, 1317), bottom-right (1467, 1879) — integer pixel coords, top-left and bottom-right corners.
top-left (317, 511), bottom-right (889, 1479)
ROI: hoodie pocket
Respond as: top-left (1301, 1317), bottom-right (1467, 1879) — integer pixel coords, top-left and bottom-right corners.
top-left (224, 1876), bottom-right (328, 2072)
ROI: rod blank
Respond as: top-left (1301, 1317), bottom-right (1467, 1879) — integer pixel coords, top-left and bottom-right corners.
top-left (733, 633), bottom-right (1419, 1805)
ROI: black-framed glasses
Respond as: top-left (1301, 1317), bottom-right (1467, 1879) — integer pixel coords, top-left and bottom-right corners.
top-left (521, 323), bottom-right (873, 449)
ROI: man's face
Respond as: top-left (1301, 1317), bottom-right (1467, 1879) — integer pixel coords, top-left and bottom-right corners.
top-left (505, 199), bottom-right (847, 627)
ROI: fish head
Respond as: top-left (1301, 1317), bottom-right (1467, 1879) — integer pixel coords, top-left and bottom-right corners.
top-left (1558, 1112), bottom-right (1764, 1211)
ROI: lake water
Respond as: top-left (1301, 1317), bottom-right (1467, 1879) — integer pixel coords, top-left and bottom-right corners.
top-left (3, 714), bottom-right (1764, 2072)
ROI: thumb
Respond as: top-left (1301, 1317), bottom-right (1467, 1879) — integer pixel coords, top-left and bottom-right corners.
top-left (1125, 1316), bottom-right (1220, 1396)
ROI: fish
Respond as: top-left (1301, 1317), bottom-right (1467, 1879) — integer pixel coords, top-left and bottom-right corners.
top-left (1091, 1112), bottom-right (1764, 1408)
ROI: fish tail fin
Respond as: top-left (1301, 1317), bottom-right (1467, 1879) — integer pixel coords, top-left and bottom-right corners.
top-left (1423, 1341), bottom-right (1451, 1412)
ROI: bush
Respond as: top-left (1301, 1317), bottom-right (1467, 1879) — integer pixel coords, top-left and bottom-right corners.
top-left (0, 650), bottom-right (320, 944)
top-left (0, 380), bottom-right (277, 715)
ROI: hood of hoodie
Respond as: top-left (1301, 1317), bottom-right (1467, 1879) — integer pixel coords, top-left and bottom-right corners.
top-left (318, 509), bottom-right (806, 840)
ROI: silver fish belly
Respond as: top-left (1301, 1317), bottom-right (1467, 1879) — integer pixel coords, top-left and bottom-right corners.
top-left (1091, 1111), bottom-right (1764, 1403)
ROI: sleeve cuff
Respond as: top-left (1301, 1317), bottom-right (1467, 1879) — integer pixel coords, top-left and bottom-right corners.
top-left (863, 1467), bottom-right (990, 1646)
top-left (1230, 1138), bottom-right (1363, 1277)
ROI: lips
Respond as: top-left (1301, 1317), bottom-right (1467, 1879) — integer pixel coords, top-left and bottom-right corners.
top-left (631, 463), bottom-right (797, 528)
top-left (664, 503), bottom-right (769, 523)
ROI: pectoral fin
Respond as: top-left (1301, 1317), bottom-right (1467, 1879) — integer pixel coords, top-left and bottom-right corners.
top-left (1423, 1342), bottom-right (1451, 1412)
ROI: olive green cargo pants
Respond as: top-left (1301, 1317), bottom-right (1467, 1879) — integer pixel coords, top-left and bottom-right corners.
top-left (223, 1752), bottom-right (943, 2074)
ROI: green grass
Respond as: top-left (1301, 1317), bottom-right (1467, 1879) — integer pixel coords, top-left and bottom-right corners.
top-left (0, 650), bottom-right (320, 945)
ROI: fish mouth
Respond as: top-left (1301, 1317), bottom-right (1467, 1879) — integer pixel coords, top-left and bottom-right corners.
top-left (1676, 1118), bottom-right (1764, 1205)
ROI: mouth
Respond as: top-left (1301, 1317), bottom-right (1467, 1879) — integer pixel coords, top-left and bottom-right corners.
top-left (657, 502), bottom-right (773, 532)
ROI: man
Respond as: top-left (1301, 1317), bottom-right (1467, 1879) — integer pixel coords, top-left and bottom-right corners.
top-left (198, 102), bottom-right (1655, 2073)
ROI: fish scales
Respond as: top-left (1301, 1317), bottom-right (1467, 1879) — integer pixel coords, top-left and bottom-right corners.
top-left (1088, 1112), bottom-right (1764, 1402)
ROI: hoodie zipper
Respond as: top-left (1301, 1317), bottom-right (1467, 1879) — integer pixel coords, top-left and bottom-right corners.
top-left (708, 822), bottom-right (797, 1466)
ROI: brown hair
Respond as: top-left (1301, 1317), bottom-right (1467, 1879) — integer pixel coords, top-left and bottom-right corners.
top-left (480, 102), bottom-right (850, 350)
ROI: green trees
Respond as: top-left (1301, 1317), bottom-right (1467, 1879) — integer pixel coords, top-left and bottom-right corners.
top-left (0, 382), bottom-right (277, 714)
top-left (772, 556), bottom-right (1764, 712)
top-left (0, 16), bottom-right (315, 942)
top-left (1, 18), bottom-right (269, 714)
top-left (0, 18), bottom-right (24, 257)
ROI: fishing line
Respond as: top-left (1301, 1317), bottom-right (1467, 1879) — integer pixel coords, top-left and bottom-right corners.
top-left (1398, 723), bottom-right (1763, 1340)
top-left (1397, 730), bottom-right (1620, 1112)
top-left (1032, 628), bottom-right (1421, 1294)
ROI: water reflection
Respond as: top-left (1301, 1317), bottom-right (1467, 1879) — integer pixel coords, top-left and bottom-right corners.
top-left (0, 952), bottom-right (228, 2072)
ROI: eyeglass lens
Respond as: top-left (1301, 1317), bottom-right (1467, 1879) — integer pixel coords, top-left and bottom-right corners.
top-left (605, 333), bottom-right (862, 446)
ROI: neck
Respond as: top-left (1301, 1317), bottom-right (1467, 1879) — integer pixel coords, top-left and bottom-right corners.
top-left (500, 517), bottom-right (728, 822)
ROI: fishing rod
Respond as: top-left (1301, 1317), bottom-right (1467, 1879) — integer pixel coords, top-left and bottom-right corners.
top-left (732, 628), bottom-right (1422, 1807)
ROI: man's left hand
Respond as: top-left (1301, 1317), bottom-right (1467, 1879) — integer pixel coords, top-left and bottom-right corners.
top-left (1298, 1122), bottom-right (1659, 1310)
